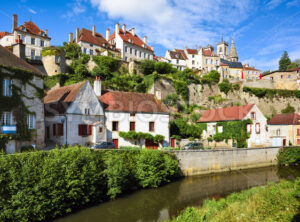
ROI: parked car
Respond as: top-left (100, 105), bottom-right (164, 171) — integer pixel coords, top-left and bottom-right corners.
top-left (182, 142), bottom-right (203, 150)
top-left (91, 142), bottom-right (116, 149)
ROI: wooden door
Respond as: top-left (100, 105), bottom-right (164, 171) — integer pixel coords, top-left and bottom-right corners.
top-left (113, 139), bottom-right (118, 149)
top-left (145, 139), bottom-right (158, 149)
top-left (171, 138), bottom-right (175, 148)
top-left (283, 139), bottom-right (286, 147)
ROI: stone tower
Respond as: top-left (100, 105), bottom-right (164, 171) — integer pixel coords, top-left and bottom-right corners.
top-left (216, 36), bottom-right (228, 59)
top-left (229, 37), bottom-right (238, 62)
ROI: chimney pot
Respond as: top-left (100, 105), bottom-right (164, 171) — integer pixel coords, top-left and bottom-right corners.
top-left (106, 28), bottom-right (110, 41)
top-left (75, 27), bottom-right (79, 43)
top-left (94, 76), bottom-right (102, 97)
top-left (45, 29), bottom-right (48, 35)
top-left (12, 14), bottom-right (18, 33)
top-left (115, 23), bottom-right (120, 35)
top-left (92, 25), bottom-right (96, 36)
top-left (122, 24), bottom-right (126, 32)
top-left (143, 36), bottom-right (147, 44)
top-left (151, 46), bottom-right (154, 51)
top-left (69, 32), bottom-right (73, 43)
top-left (130, 28), bottom-right (135, 36)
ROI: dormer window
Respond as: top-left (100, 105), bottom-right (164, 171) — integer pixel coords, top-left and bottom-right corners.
top-left (40, 31), bottom-right (45, 36)
top-left (21, 26), bottom-right (26, 31)
top-left (129, 39), bottom-right (132, 43)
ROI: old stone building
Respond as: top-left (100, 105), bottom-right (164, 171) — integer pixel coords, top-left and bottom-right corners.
top-left (0, 44), bottom-right (45, 153)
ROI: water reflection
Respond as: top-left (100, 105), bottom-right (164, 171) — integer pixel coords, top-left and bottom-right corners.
top-left (54, 166), bottom-right (300, 222)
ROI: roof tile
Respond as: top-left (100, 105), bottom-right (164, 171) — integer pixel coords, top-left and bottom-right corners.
top-left (268, 113), bottom-right (300, 125)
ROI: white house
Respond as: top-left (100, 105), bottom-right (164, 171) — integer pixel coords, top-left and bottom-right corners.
top-left (108, 23), bottom-right (154, 62)
top-left (44, 80), bottom-right (106, 146)
top-left (97, 81), bottom-right (170, 148)
top-left (198, 104), bottom-right (269, 148)
top-left (165, 49), bottom-right (187, 71)
top-left (0, 14), bottom-right (51, 60)
top-left (70, 26), bottom-right (120, 58)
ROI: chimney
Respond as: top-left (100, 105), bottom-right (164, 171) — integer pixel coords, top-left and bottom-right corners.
top-left (75, 27), bottom-right (79, 43)
top-left (94, 76), bottom-right (102, 96)
top-left (12, 14), bottom-right (18, 33)
top-left (106, 28), bottom-right (110, 41)
top-left (185, 46), bottom-right (188, 49)
top-left (69, 32), bottom-right (73, 43)
top-left (122, 24), bottom-right (126, 32)
top-left (130, 28), bottom-right (135, 36)
top-left (12, 35), bottom-right (25, 60)
top-left (155, 90), bottom-right (162, 100)
top-left (45, 29), bottom-right (48, 36)
top-left (143, 36), bottom-right (147, 44)
top-left (195, 45), bottom-right (197, 49)
top-left (115, 23), bottom-right (119, 35)
top-left (151, 46), bottom-right (154, 51)
top-left (92, 25), bottom-right (96, 36)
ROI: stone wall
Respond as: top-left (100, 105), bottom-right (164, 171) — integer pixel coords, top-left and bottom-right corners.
top-left (150, 78), bottom-right (176, 100)
top-left (42, 54), bottom-right (66, 76)
top-left (173, 147), bottom-right (280, 176)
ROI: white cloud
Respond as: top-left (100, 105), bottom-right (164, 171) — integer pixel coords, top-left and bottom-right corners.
top-left (266, 0), bottom-right (285, 10)
top-left (63, 0), bottom-right (88, 18)
top-left (28, 8), bottom-right (37, 14)
top-left (89, 0), bottom-right (256, 49)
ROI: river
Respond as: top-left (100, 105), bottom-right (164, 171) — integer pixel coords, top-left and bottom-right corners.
top-left (54, 166), bottom-right (300, 222)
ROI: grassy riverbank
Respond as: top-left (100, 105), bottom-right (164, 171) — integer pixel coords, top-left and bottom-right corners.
top-left (169, 178), bottom-right (300, 222)
top-left (0, 147), bottom-right (180, 222)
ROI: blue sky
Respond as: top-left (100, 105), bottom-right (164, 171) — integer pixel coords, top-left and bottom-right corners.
top-left (1, 0), bottom-right (300, 71)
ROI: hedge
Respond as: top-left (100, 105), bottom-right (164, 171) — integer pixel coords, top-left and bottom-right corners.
top-left (243, 86), bottom-right (300, 99)
top-left (0, 147), bottom-right (180, 221)
top-left (277, 147), bottom-right (300, 165)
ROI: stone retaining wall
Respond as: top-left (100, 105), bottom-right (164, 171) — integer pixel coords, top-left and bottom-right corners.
top-left (173, 147), bottom-right (280, 176)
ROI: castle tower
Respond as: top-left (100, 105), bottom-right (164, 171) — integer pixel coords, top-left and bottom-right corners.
top-left (216, 36), bottom-right (228, 59)
top-left (229, 37), bottom-right (238, 62)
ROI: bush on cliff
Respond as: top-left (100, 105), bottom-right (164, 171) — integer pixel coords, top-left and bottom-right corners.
top-left (0, 147), bottom-right (180, 221)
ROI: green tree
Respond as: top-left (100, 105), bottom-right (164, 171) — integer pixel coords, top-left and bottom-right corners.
top-left (281, 103), bottom-right (295, 114)
top-left (63, 42), bottom-right (82, 59)
top-left (138, 60), bottom-right (155, 75)
top-left (154, 62), bottom-right (173, 74)
top-left (279, 51), bottom-right (291, 71)
top-left (262, 70), bottom-right (271, 76)
top-left (287, 59), bottom-right (300, 70)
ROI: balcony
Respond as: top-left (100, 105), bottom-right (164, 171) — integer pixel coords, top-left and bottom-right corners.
top-left (1, 125), bottom-right (17, 134)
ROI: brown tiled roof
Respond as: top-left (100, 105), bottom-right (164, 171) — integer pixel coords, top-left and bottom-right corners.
top-left (169, 50), bottom-right (186, 60)
top-left (16, 21), bottom-right (50, 39)
top-left (44, 81), bottom-right (86, 115)
top-left (109, 29), bottom-right (153, 52)
top-left (268, 113), bottom-right (300, 125)
top-left (174, 49), bottom-right (188, 60)
top-left (0, 32), bottom-right (11, 39)
top-left (243, 65), bottom-right (260, 71)
top-left (99, 91), bottom-right (169, 114)
top-left (0, 45), bottom-right (43, 75)
top-left (288, 67), bottom-right (300, 71)
top-left (186, 48), bottom-right (198, 55)
top-left (77, 28), bottom-right (110, 48)
top-left (198, 104), bottom-right (254, 123)
top-left (202, 49), bottom-right (214, 56)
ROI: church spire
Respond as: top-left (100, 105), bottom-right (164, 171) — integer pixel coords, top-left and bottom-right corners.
top-left (229, 37), bottom-right (238, 62)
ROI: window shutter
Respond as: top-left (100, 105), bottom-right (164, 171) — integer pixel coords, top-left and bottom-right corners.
top-left (78, 125), bottom-right (82, 136)
top-left (297, 129), bottom-right (300, 136)
top-left (60, 123), bottom-right (64, 136)
top-left (88, 125), bottom-right (92, 136)
top-left (53, 124), bottom-right (56, 136)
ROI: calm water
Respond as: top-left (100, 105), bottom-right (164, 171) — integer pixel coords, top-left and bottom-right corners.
top-left (54, 166), bottom-right (300, 222)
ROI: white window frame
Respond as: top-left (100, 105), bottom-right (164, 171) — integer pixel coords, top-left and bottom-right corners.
top-left (1, 112), bottom-right (13, 126)
top-left (27, 114), bottom-right (35, 129)
top-left (3, 79), bottom-right (12, 97)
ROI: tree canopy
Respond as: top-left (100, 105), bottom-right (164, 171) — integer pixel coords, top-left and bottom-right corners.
top-left (279, 51), bottom-right (291, 71)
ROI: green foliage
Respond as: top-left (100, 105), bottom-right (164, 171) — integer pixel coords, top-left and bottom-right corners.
top-left (232, 83), bottom-right (240, 90)
top-left (277, 147), bottom-right (300, 165)
top-left (154, 62), bottom-right (173, 74)
top-left (243, 86), bottom-right (300, 99)
top-left (287, 62), bottom-right (300, 70)
top-left (138, 60), bottom-right (155, 75)
top-left (173, 80), bottom-right (188, 101)
top-left (170, 116), bottom-right (207, 139)
top-left (190, 112), bottom-right (202, 123)
top-left (135, 150), bottom-right (180, 188)
top-left (213, 119), bottom-right (252, 148)
top-left (0, 135), bottom-right (11, 153)
top-left (0, 147), bottom-right (180, 221)
top-left (201, 70), bottom-right (220, 85)
top-left (162, 94), bottom-right (179, 106)
top-left (41, 46), bottom-right (62, 57)
top-left (208, 95), bottom-right (227, 104)
top-left (262, 70), bottom-right (271, 76)
top-left (63, 42), bottom-right (82, 59)
top-left (20, 145), bottom-right (35, 153)
top-left (279, 51), bottom-right (291, 71)
top-left (92, 56), bottom-right (121, 80)
top-left (119, 131), bottom-right (165, 144)
top-left (218, 81), bottom-right (232, 94)
top-left (170, 178), bottom-right (300, 222)
top-left (281, 103), bottom-right (296, 114)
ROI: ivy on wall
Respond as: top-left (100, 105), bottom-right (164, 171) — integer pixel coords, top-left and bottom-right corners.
top-left (212, 119), bottom-right (252, 148)
top-left (119, 131), bottom-right (165, 144)
top-left (0, 64), bottom-right (44, 152)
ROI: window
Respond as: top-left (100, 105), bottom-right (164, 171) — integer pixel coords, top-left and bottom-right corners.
top-left (130, 48), bottom-right (132, 54)
top-left (78, 124), bottom-right (91, 136)
top-left (251, 112), bottom-right (256, 120)
top-left (192, 60), bottom-right (195, 65)
top-left (31, 38), bottom-right (35, 45)
top-left (40, 40), bottom-right (44, 47)
top-left (112, 121), bottom-right (119, 131)
top-left (149, 122), bottom-right (155, 132)
top-left (255, 123), bottom-right (261, 134)
top-left (139, 51), bottom-right (142, 57)
top-left (90, 49), bottom-right (93, 55)
top-left (130, 122), bottom-right (135, 131)
top-left (148, 54), bottom-right (150, 59)
top-left (144, 53), bottom-right (146, 58)
top-left (192, 55), bottom-right (195, 58)
top-left (83, 48), bottom-right (87, 54)
top-left (2, 79), bottom-right (12, 97)
top-left (297, 139), bottom-right (300, 145)
top-left (1, 112), bottom-right (13, 126)
top-left (176, 59), bottom-right (179, 64)
top-left (281, 75), bottom-right (283, 79)
top-left (276, 129), bottom-right (281, 136)
top-left (27, 114), bottom-right (35, 129)
top-left (85, 108), bottom-right (90, 115)
top-left (211, 59), bottom-right (213, 64)
top-left (125, 46), bottom-right (128, 52)
top-left (53, 123), bottom-right (64, 136)
top-left (216, 60), bottom-right (218, 65)
top-left (135, 49), bottom-right (137, 56)
top-left (99, 127), bottom-right (103, 133)
top-left (90, 44), bottom-right (93, 47)
top-left (218, 126), bottom-right (223, 133)
top-left (130, 113), bottom-right (135, 117)
top-left (247, 124), bottom-right (252, 133)
top-left (205, 59), bottom-right (208, 64)
top-left (297, 128), bottom-right (300, 136)
top-left (125, 57), bottom-right (128, 62)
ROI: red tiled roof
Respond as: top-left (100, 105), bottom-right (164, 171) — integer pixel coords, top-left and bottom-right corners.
top-left (77, 28), bottom-right (110, 48)
top-left (44, 81), bottom-right (86, 115)
top-left (174, 49), bottom-right (188, 60)
top-left (288, 67), bottom-right (300, 71)
top-left (243, 65), bottom-right (260, 71)
top-left (198, 104), bottom-right (255, 123)
top-left (16, 21), bottom-right (50, 39)
top-left (109, 29), bottom-right (153, 52)
top-left (0, 32), bottom-right (11, 39)
top-left (202, 49), bottom-right (214, 57)
top-left (169, 50), bottom-right (186, 60)
top-left (186, 48), bottom-right (198, 55)
top-left (99, 91), bottom-right (169, 114)
top-left (268, 113), bottom-right (300, 125)
top-left (220, 62), bottom-right (229, 66)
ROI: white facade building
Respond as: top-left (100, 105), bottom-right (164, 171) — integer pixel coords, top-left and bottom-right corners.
top-left (0, 14), bottom-right (50, 60)
top-left (165, 50), bottom-right (187, 71)
top-left (108, 23), bottom-right (154, 62)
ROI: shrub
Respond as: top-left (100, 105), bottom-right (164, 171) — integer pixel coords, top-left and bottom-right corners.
top-left (20, 145), bottom-right (35, 153)
top-left (63, 42), bottom-right (82, 59)
top-left (163, 94), bottom-right (179, 106)
top-left (154, 62), bottom-right (173, 74)
top-left (139, 60), bottom-right (155, 75)
top-left (218, 81), bottom-right (232, 94)
top-left (41, 46), bottom-right (62, 57)
top-left (92, 56), bottom-right (121, 80)
top-left (281, 103), bottom-right (295, 114)
top-left (232, 83), bottom-right (240, 90)
top-left (277, 147), bottom-right (300, 165)
top-left (201, 70), bottom-right (220, 85)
